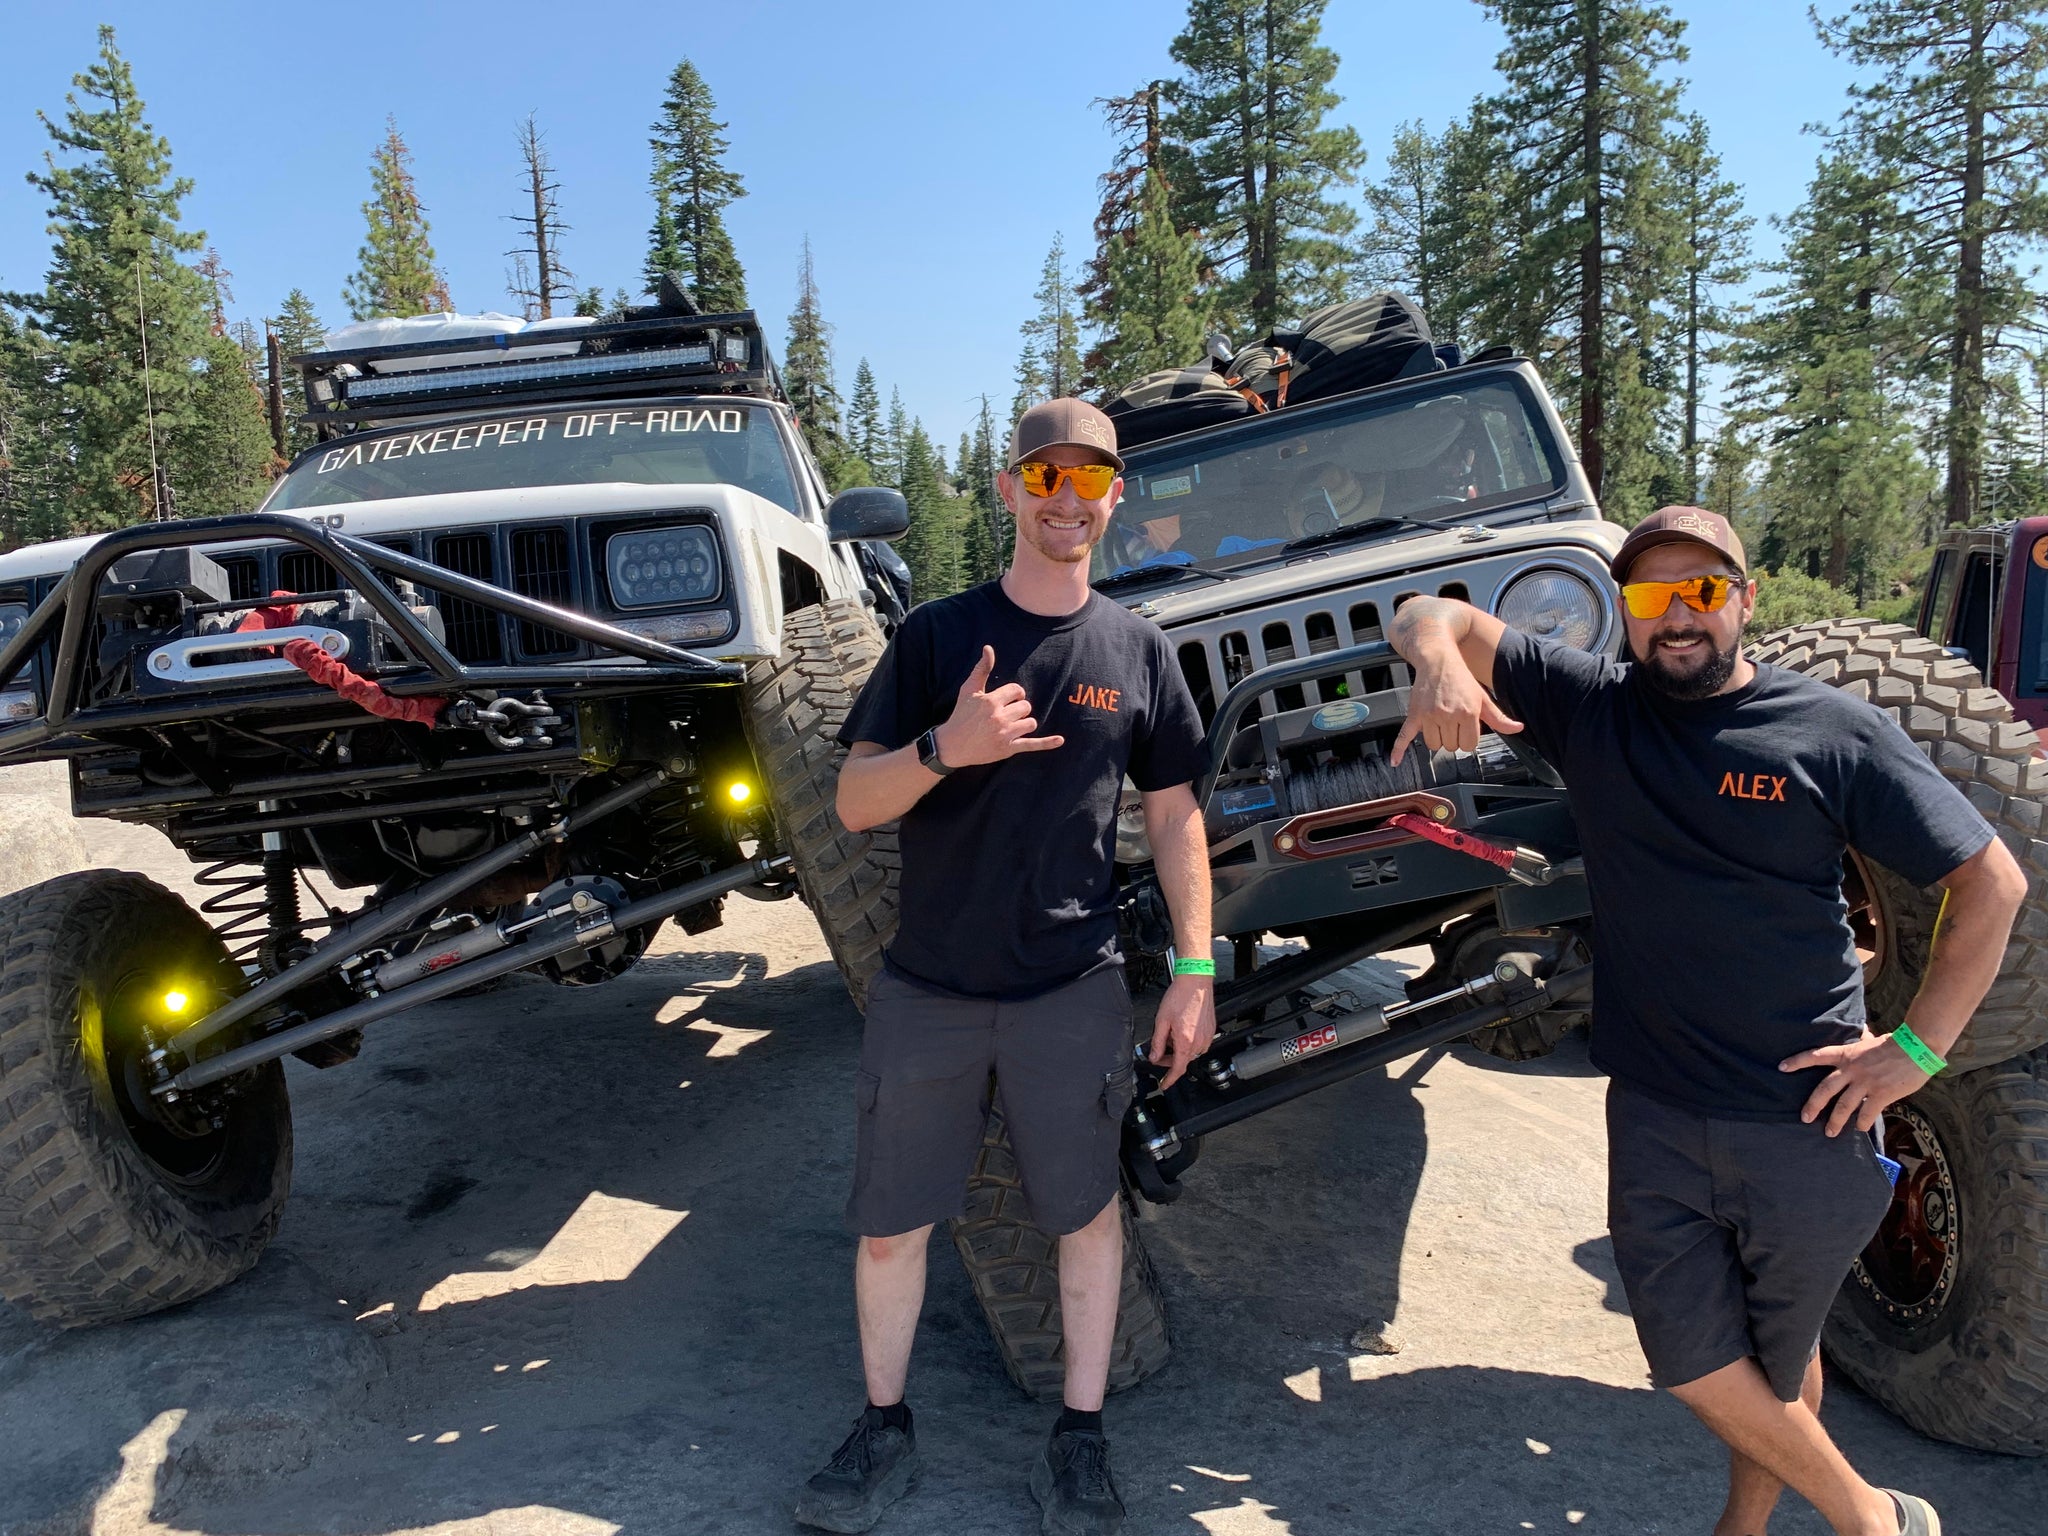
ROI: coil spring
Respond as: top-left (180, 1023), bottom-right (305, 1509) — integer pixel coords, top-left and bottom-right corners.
top-left (643, 783), bottom-right (707, 879)
top-left (193, 839), bottom-right (314, 971)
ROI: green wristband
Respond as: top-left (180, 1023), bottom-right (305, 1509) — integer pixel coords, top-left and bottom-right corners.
top-left (1890, 1023), bottom-right (1947, 1076)
top-left (1171, 957), bottom-right (1217, 977)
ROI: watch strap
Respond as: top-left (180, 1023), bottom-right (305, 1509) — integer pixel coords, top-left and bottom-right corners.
top-left (918, 728), bottom-right (953, 775)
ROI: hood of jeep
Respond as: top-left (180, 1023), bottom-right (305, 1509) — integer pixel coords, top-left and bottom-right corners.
top-left (1117, 516), bottom-right (1627, 630)
top-left (0, 482), bottom-right (802, 587)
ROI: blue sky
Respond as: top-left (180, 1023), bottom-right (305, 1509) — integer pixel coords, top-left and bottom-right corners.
top-left (3, 2), bottom-right (1859, 453)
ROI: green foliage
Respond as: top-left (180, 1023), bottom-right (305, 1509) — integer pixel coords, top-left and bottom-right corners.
top-left (1668, 114), bottom-right (1751, 498)
top-left (961, 396), bottom-right (1010, 585)
top-left (1745, 568), bottom-right (1862, 635)
top-left (1015, 234), bottom-right (1084, 414)
top-left (897, 419), bottom-right (965, 601)
top-left (847, 358), bottom-right (882, 468)
top-left (1475, 0), bottom-right (1690, 519)
top-left (1086, 167), bottom-right (1209, 394)
top-left (0, 315), bottom-right (67, 547)
top-left (343, 118), bottom-right (450, 321)
top-left (169, 328), bottom-right (274, 515)
top-left (1163, 0), bottom-right (1364, 333)
top-left (646, 59), bottom-right (748, 312)
top-left (5, 25), bottom-right (215, 528)
top-left (1358, 122), bottom-right (1460, 333)
top-left (783, 236), bottom-right (850, 482)
top-left (269, 288), bottom-right (326, 455)
top-left (1817, 0), bottom-right (2048, 528)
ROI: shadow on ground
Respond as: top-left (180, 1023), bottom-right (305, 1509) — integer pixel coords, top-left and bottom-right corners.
top-left (3, 922), bottom-right (2044, 1535)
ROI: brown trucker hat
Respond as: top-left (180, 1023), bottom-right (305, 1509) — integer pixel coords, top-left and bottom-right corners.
top-left (1007, 397), bottom-right (1125, 471)
top-left (1610, 505), bottom-right (1748, 582)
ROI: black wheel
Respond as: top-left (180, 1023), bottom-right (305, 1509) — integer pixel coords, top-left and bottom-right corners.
top-left (948, 1103), bottom-right (1171, 1402)
top-left (0, 871), bottom-right (292, 1327)
top-left (1822, 1045), bottom-right (2048, 1454)
top-left (743, 598), bottom-right (901, 1010)
top-left (1749, 619), bottom-right (2048, 1073)
top-left (1410, 914), bottom-right (1590, 1062)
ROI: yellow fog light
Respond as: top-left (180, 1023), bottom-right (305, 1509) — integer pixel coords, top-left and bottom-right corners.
top-left (162, 989), bottom-right (190, 1014)
top-left (726, 781), bottom-right (752, 805)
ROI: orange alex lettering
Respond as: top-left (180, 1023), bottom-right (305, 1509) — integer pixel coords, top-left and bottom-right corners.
top-left (1065, 683), bottom-right (1122, 713)
top-left (1717, 771), bottom-right (1787, 802)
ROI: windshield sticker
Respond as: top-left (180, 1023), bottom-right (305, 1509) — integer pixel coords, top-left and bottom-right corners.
top-left (315, 406), bottom-right (747, 473)
top-left (1149, 474), bottom-right (1193, 501)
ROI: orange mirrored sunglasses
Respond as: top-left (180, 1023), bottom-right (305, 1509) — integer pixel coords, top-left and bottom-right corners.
top-left (1015, 460), bottom-right (1118, 499)
top-left (1620, 573), bottom-right (1745, 620)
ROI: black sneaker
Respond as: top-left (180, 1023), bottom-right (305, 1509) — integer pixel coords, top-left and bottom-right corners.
top-left (792, 1410), bottom-right (920, 1533)
top-left (1029, 1428), bottom-right (1125, 1536)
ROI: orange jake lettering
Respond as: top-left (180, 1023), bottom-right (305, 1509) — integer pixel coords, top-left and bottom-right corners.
top-left (1065, 683), bottom-right (1121, 712)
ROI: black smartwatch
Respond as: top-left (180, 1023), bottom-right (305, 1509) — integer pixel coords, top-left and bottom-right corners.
top-left (917, 728), bottom-right (954, 776)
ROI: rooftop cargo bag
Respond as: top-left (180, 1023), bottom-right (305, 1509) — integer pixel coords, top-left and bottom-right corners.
top-left (1269, 293), bottom-right (1442, 406)
top-left (1103, 365), bottom-right (1253, 449)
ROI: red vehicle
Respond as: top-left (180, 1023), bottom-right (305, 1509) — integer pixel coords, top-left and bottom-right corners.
top-left (1916, 516), bottom-right (2048, 737)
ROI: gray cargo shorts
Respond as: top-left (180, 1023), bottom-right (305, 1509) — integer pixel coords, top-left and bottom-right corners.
top-left (845, 965), bottom-right (1137, 1239)
top-left (1605, 1078), bottom-right (1896, 1402)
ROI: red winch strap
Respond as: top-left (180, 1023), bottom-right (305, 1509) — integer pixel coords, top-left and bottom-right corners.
top-left (1385, 811), bottom-right (1516, 873)
top-left (233, 591), bottom-right (444, 727)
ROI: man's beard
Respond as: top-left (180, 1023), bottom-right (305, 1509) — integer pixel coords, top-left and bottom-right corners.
top-left (1018, 517), bottom-right (1098, 564)
top-left (1635, 629), bottom-right (1740, 700)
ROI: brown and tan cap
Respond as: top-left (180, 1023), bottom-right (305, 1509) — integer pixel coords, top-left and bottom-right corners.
top-left (1007, 397), bottom-right (1124, 471)
top-left (1610, 505), bottom-right (1748, 582)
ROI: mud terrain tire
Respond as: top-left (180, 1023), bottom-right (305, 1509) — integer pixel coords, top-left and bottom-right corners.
top-left (744, 598), bottom-right (901, 1010)
top-left (950, 1102), bottom-right (1172, 1401)
top-left (0, 871), bottom-right (292, 1326)
top-left (1749, 618), bottom-right (2048, 1073)
top-left (1822, 1045), bottom-right (2048, 1454)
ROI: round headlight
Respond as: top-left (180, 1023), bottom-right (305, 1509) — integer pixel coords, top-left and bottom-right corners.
top-left (1494, 568), bottom-right (1603, 650)
top-left (605, 526), bottom-right (721, 609)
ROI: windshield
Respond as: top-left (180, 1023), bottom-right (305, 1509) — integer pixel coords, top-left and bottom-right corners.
top-left (1095, 376), bottom-right (1562, 580)
top-left (265, 402), bottom-right (801, 513)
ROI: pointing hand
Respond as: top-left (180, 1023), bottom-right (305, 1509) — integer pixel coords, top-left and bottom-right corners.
top-left (932, 646), bottom-right (1066, 768)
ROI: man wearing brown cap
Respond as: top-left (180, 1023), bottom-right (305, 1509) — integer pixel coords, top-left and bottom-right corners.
top-left (795, 399), bottom-right (1215, 1535)
top-left (1386, 507), bottom-right (2024, 1536)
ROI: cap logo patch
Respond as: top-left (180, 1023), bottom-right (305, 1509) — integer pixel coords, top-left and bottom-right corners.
top-left (1669, 511), bottom-right (1718, 537)
top-left (1077, 416), bottom-right (1110, 448)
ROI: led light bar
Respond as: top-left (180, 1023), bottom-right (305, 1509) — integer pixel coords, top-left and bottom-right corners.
top-left (344, 343), bottom-right (717, 402)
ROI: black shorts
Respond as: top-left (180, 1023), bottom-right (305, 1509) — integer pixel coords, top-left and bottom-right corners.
top-left (845, 966), bottom-right (1136, 1239)
top-left (1605, 1078), bottom-right (1896, 1402)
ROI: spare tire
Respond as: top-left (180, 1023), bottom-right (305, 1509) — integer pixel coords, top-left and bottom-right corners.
top-left (1748, 619), bottom-right (2048, 1073)
top-left (1752, 618), bottom-right (2048, 1453)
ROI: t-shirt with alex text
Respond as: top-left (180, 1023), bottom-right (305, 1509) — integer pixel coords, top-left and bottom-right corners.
top-left (1489, 628), bottom-right (1994, 1121)
top-left (838, 580), bottom-right (1207, 1000)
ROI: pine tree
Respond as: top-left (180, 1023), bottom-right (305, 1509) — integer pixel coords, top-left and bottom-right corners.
top-left (784, 236), bottom-right (851, 482)
top-left (1668, 114), bottom-right (1751, 499)
top-left (1087, 168), bottom-right (1209, 394)
top-left (5, 25), bottom-right (214, 527)
top-left (0, 315), bottom-right (66, 547)
top-left (646, 59), bottom-right (749, 311)
top-left (1162, 0), bottom-right (1365, 333)
top-left (897, 419), bottom-right (962, 600)
top-left (1082, 84), bottom-right (1210, 390)
top-left (1741, 155), bottom-right (1932, 592)
top-left (847, 357), bottom-right (882, 467)
top-left (1818, 1), bottom-right (2048, 527)
top-left (961, 395), bottom-right (1010, 583)
top-left (269, 288), bottom-right (326, 453)
top-left (169, 327), bottom-right (275, 515)
top-left (507, 114), bottom-right (574, 320)
top-left (1358, 122), bottom-right (1452, 320)
top-left (1017, 234), bottom-right (1084, 406)
top-left (880, 388), bottom-right (909, 490)
top-left (1478, 0), bottom-right (1690, 517)
top-left (343, 118), bottom-right (451, 320)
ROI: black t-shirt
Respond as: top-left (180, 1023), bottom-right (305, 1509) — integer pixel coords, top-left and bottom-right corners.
top-left (838, 580), bottom-right (1207, 1000)
top-left (1490, 628), bottom-right (1994, 1121)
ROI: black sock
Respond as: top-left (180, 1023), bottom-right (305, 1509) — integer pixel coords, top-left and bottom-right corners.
top-left (1054, 1406), bottom-right (1103, 1437)
top-left (864, 1400), bottom-right (912, 1433)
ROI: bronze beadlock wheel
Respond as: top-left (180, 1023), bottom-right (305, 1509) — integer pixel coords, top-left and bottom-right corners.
top-left (1848, 1101), bottom-right (1959, 1324)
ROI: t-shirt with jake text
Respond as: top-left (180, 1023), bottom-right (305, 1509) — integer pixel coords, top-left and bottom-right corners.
top-left (838, 580), bottom-right (1206, 1000)
top-left (1489, 627), bottom-right (1994, 1121)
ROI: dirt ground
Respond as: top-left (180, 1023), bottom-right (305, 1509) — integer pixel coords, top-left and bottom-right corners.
top-left (3, 818), bottom-right (2045, 1535)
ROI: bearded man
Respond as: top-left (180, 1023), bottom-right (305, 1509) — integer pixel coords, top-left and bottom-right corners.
top-left (1386, 505), bottom-right (2024, 1536)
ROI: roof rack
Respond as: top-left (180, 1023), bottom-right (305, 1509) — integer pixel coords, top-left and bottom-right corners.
top-left (295, 307), bottom-right (786, 432)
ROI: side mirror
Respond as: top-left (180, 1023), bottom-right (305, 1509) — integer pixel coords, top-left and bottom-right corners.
top-left (827, 486), bottom-right (911, 543)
